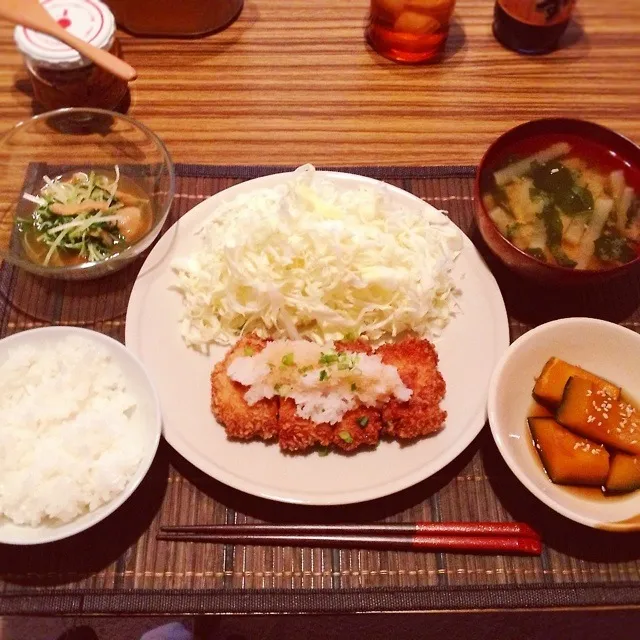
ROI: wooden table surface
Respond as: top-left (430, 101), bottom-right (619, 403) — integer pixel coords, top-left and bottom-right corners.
top-left (0, 0), bottom-right (639, 167)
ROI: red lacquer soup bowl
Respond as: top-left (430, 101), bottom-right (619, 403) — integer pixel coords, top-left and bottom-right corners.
top-left (474, 119), bottom-right (640, 285)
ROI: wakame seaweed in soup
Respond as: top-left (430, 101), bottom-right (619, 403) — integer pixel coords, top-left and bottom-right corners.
top-left (482, 135), bottom-right (640, 271)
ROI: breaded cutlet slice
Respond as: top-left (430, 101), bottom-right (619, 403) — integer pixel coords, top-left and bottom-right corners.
top-left (278, 398), bottom-right (334, 452)
top-left (278, 338), bottom-right (382, 453)
top-left (278, 403), bottom-right (381, 453)
top-left (329, 406), bottom-right (381, 452)
top-left (332, 338), bottom-right (382, 451)
top-left (211, 335), bottom-right (279, 441)
top-left (376, 336), bottom-right (446, 440)
top-left (333, 338), bottom-right (372, 355)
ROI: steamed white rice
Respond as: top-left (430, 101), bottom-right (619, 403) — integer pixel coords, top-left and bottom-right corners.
top-left (0, 336), bottom-right (144, 527)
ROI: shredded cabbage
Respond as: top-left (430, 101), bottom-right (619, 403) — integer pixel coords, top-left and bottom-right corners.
top-left (171, 164), bottom-right (463, 349)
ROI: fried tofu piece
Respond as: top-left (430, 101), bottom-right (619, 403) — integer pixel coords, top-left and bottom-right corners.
top-left (377, 336), bottom-right (446, 440)
top-left (211, 335), bottom-right (279, 441)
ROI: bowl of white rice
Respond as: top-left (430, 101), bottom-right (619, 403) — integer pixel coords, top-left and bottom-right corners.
top-left (0, 326), bottom-right (161, 545)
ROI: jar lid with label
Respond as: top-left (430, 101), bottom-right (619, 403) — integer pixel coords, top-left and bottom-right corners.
top-left (14, 0), bottom-right (116, 70)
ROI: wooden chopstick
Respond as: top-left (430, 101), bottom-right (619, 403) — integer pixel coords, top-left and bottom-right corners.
top-left (156, 532), bottom-right (541, 555)
top-left (160, 521), bottom-right (539, 539)
top-left (157, 522), bottom-right (542, 556)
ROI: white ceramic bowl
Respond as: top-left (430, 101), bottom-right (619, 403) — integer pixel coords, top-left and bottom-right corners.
top-left (488, 317), bottom-right (640, 532)
top-left (0, 326), bottom-right (162, 545)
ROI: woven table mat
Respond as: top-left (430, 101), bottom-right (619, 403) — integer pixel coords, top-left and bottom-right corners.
top-left (1, 164), bottom-right (639, 616)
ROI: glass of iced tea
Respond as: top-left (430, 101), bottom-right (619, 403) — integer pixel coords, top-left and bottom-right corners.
top-left (366, 0), bottom-right (457, 63)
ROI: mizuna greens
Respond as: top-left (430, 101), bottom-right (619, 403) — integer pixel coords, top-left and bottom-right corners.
top-left (19, 169), bottom-right (150, 267)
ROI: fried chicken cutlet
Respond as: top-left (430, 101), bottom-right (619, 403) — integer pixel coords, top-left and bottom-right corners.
top-left (211, 335), bottom-right (279, 441)
top-left (278, 339), bottom-right (382, 453)
top-left (211, 335), bottom-right (445, 452)
top-left (377, 336), bottom-right (447, 440)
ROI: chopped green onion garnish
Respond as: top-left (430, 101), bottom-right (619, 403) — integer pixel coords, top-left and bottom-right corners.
top-left (274, 383), bottom-right (282, 394)
top-left (339, 353), bottom-right (357, 370)
top-left (281, 352), bottom-right (295, 366)
top-left (243, 347), bottom-right (255, 356)
top-left (338, 431), bottom-right (353, 444)
top-left (298, 364), bottom-right (313, 374)
top-left (357, 416), bottom-right (369, 428)
top-left (350, 382), bottom-right (357, 392)
top-left (319, 352), bottom-right (339, 366)
top-left (318, 447), bottom-right (330, 457)
top-left (319, 369), bottom-right (329, 381)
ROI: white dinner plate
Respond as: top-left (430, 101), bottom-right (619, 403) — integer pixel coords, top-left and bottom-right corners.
top-left (125, 170), bottom-right (509, 505)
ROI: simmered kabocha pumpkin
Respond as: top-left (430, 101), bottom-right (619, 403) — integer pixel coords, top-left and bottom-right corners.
top-left (605, 453), bottom-right (640, 493)
top-left (556, 377), bottom-right (640, 455)
top-left (528, 417), bottom-right (610, 486)
top-left (533, 357), bottom-right (620, 408)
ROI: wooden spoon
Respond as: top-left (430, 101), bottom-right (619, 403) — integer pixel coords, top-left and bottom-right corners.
top-left (0, 0), bottom-right (137, 81)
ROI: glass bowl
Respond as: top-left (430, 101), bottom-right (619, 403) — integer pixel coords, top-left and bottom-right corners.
top-left (0, 108), bottom-right (175, 280)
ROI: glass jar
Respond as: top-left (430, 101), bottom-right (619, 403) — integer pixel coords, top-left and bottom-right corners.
top-left (14, 0), bottom-right (129, 111)
top-left (493, 0), bottom-right (577, 54)
top-left (367, 0), bottom-right (457, 64)
top-left (106, 0), bottom-right (243, 37)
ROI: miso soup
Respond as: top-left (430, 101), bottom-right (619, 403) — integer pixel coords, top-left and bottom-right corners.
top-left (482, 134), bottom-right (640, 271)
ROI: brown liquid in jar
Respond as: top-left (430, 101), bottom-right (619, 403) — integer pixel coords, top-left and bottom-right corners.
top-left (27, 40), bottom-right (128, 112)
top-left (493, 0), bottom-right (575, 54)
top-left (366, 0), bottom-right (456, 64)
top-left (106, 0), bottom-right (243, 37)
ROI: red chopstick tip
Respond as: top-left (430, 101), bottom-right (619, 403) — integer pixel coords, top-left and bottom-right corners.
top-left (515, 523), bottom-right (540, 540)
top-left (415, 521), bottom-right (540, 540)
top-left (517, 537), bottom-right (543, 556)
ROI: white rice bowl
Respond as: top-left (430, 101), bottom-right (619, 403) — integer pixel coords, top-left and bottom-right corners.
top-left (0, 326), bottom-right (161, 545)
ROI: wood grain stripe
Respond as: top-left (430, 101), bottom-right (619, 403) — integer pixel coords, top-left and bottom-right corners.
top-left (0, 1), bottom-right (639, 166)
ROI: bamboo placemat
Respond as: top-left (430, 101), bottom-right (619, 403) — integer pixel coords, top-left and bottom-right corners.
top-left (1, 165), bottom-right (639, 616)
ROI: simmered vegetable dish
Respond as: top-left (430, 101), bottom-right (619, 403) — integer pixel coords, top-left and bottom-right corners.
top-left (19, 169), bottom-right (152, 267)
top-left (529, 357), bottom-right (640, 495)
